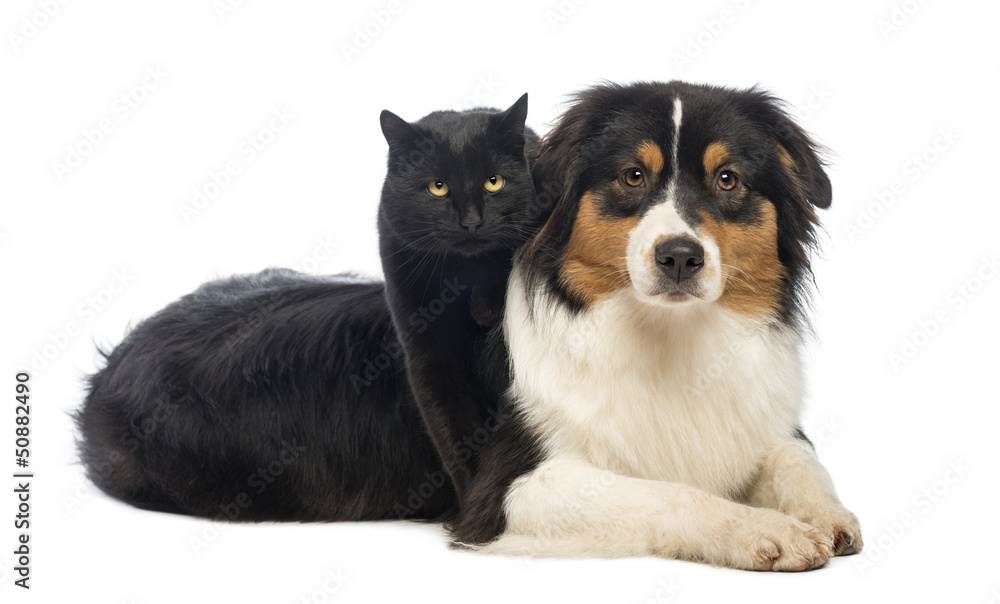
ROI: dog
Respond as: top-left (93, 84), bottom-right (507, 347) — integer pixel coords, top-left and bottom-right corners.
top-left (447, 81), bottom-right (863, 571)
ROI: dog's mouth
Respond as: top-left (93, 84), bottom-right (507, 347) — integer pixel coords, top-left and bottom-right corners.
top-left (633, 281), bottom-right (706, 307)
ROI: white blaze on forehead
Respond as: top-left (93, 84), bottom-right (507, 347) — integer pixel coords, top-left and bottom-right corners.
top-left (624, 96), bottom-right (723, 302)
top-left (666, 97), bottom-right (683, 202)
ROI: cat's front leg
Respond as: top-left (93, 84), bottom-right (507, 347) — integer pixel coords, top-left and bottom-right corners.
top-left (745, 437), bottom-right (863, 556)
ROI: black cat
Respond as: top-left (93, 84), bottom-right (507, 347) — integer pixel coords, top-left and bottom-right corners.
top-left (377, 94), bottom-right (538, 497)
top-left (75, 96), bottom-right (544, 522)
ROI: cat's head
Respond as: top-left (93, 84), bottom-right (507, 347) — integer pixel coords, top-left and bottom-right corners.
top-left (378, 94), bottom-right (540, 257)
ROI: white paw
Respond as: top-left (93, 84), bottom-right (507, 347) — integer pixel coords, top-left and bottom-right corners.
top-left (718, 508), bottom-right (834, 571)
top-left (794, 505), bottom-right (863, 556)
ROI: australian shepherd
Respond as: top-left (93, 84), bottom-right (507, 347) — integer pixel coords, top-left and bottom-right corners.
top-left (450, 81), bottom-right (862, 571)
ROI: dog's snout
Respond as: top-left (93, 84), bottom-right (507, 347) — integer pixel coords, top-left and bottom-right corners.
top-left (655, 238), bottom-right (704, 283)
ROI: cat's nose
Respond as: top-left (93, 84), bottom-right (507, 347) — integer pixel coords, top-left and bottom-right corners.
top-left (460, 216), bottom-right (482, 236)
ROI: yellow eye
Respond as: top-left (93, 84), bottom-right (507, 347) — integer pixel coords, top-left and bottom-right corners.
top-left (484, 174), bottom-right (505, 193)
top-left (620, 168), bottom-right (645, 188)
top-left (428, 181), bottom-right (450, 197)
top-left (717, 171), bottom-right (738, 191)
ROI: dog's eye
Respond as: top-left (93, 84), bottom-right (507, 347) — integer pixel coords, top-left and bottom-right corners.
top-left (428, 181), bottom-right (450, 197)
top-left (484, 174), bottom-right (505, 193)
top-left (620, 168), bottom-right (645, 188)
top-left (716, 171), bottom-right (739, 192)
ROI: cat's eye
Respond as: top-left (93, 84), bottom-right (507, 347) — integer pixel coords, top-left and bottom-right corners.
top-left (620, 168), bottom-right (645, 188)
top-left (427, 181), bottom-right (450, 197)
top-left (716, 171), bottom-right (739, 192)
top-left (484, 174), bottom-right (505, 193)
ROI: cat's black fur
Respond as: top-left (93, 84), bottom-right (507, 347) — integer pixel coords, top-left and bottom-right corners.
top-left (75, 96), bottom-right (544, 522)
top-left (377, 94), bottom-right (540, 497)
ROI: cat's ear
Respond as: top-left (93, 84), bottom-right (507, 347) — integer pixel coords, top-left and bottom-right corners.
top-left (380, 110), bottom-right (419, 150)
top-left (494, 93), bottom-right (529, 138)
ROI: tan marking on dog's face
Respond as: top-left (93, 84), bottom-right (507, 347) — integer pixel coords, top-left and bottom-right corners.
top-left (697, 201), bottom-right (785, 318)
top-left (561, 192), bottom-right (640, 305)
top-left (703, 142), bottom-right (730, 176)
top-left (636, 141), bottom-right (665, 175)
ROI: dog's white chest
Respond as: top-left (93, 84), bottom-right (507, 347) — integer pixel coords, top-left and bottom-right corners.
top-left (505, 278), bottom-right (804, 498)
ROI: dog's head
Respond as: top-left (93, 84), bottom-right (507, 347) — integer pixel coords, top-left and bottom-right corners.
top-left (525, 81), bottom-right (831, 321)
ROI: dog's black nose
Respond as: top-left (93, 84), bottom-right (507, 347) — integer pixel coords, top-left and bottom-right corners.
top-left (655, 238), bottom-right (704, 283)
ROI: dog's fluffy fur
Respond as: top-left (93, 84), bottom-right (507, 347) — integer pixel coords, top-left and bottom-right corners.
top-left (76, 81), bottom-right (861, 572)
top-left (451, 82), bottom-right (862, 570)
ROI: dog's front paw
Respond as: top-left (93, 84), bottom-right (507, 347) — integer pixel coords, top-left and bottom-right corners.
top-left (798, 506), bottom-right (863, 556)
top-left (719, 508), bottom-right (834, 571)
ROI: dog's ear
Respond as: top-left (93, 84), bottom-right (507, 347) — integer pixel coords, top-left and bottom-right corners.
top-left (770, 109), bottom-right (832, 210)
top-left (530, 98), bottom-right (593, 220)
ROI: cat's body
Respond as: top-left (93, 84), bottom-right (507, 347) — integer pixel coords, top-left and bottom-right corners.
top-left (76, 97), bottom-right (543, 521)
top-left (377, 96), bottom-right (540, 497)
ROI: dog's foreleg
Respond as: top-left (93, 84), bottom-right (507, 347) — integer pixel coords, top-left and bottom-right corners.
top-left (745, 439), bottom-right (863, 556)
top-left (478, 457), bottom-right (833, 571)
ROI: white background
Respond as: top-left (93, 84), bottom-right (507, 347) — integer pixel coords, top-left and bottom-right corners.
top-left (2, 0), bottom-right (999, 602)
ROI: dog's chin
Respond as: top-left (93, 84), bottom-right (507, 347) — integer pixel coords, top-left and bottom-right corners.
top-left (633, 287), bottom-right (705, 309)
